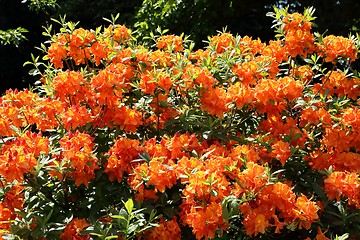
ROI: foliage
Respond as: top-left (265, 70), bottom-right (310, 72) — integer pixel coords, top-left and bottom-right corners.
top-left (0, 0), bottom-right (58, 48)
top-left (132, 0), bottom-right (274, 47)
top-left (0, 27), bottom-right (28, 47)
top-left (53, 0), bottom-right (143, 30)
top-left (0, 5), bottom-right (360, 240)
top-left (21, 0), bottom-right (59, 13)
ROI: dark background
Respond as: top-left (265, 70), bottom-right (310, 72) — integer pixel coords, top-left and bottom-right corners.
top-left (0, 0), bottom-right (359, 94)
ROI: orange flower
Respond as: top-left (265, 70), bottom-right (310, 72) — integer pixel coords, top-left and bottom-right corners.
top-left (0, 131), bottom-right (49, 182)
top-left (321, 127), bottom-right (353, 153)
top-left (261, 40), bottom-right (288, 63)
top-left (319, 70), bottom-right (352, 98)
top-left (3, 184), bottom-right (24, 211)
top-left (166, 132), bottom-right (203, 160)
top-left (182, 65), bottom-right (215, 89)
top-left (175, 156), bottom-right (203, 183)
top-left (293, 194), bottom-right (320, 229)
top-left (157, 71), bottom-right (173, 93)
top-left (67, 28), bottom-right (95, 65)
top-left (89, 40), bottom-right (109, 66)
top-left (254, 78), bottom-right (302, 114)
top-left (144, 217), bottom-right (181, 240)
top-left (299, 107), bottom-right (332, 128)
top-left (130, 157), bottom-right (177, 193)
top-left (91, 63), bottom-right (134, 106)
top-left (282, 13), bottom-right (315, 57)
top-left (143, 137), bottom-right (168, 157)
top-left (236, 162), bottom-right (268, 195)
top-left (240, 36), bottom-right (265, 55)
top-left (239, 182), bottom-right (319, 236)
top-left (210, 32), bottom-right (235, 54)
top-left (60, 218), bottom-right (90, 240)
top-left (242, 210), bottom-right (270, 236)
top-left (59, 131), bottom-right (98, 187)
top-left (148, 50), bottom-right (173, 67)
top-left (182, 202), bottom-right (225, 240)
top-left (36, 98), bottom-right (65, 131)
top-left (232, 60), bottom-right (259, 85)
top-left (48, 41), bottom-right (67, 68)
top-left (324, 171), bottom-right (360, 206)
top-left (285, 29), bottom-right (315, 57)
top-left (228, 145), bottom-right (260, 167)
top-left (188, 48), bottom-right (211, 65)
top-left (103, 24), bottom-right (131, 43)
top-left (283, 13), bottom-right (312, 33)
top-left (139, 71), bottom-right (158, 95)
top-left (62, 104), bottom-right (93, 130)
top-left (318, 35), bottom-right (358, 63)
top-left (179, 65), bottom-right (200, 91)
top-left (145, 158), bottom-right (177, 193)
top-left (0, 203), bottom-right (13, 231)
top-left (316, 69), bottom-right (360, 100)
top-left (258, 114), bottom-right (306, 147)
top-left (127, 164), bottom-right (159, 202)
top-left (200, 87), bottom-right (230, 118)
top-left (157, 35), bottom-right (183, 52)
top-left (270, 140), bottom-right (291, 165)
top-left (104, 137), bottom-right (142, 182)
top-left (294, 65), bottom-right (313, 83)
top-left (112, 105), bottom-right (142, 132)
top-left (53, 70), bottom-right (87, 103)
top-left (182, 167), bottom-right (231, 204)
top-left (0, 89), bottom-right (40, 134)
top-left (269, 182), bottom-right (296, 215)
top-left (342, 107), bottom-right (360, 133)
top-left (228, 82), bottom-right (254, 110)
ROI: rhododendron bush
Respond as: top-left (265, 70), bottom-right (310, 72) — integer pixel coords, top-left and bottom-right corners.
top-left (1, 6), bottom-right (360, 239)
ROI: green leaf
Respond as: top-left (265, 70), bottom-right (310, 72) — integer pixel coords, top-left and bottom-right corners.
top-left (105, 236), bottom-right (120, 240)
top-left (210, 189), bottom-right (218, 197)
top-left (335, 233), bottom-right (349, 240)
top-left (124, 198), bottom-right (134, 214)
top-left (43, 209), bottom-right (53, 225)
top-left (312, 182), bottom-right (326, 200)
top-left (111, 215), bottom-right (127, 220)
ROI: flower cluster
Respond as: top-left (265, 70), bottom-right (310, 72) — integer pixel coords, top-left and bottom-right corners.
top-left (59, 218), bottom-right (90, 240)
top-left (0, 131), bottom-right (49, 182)
top-left (0, 6), bottom-right (359, 240)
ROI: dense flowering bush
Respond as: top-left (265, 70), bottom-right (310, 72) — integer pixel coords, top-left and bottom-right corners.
top-left (0, 6), bottom-right (360, 240)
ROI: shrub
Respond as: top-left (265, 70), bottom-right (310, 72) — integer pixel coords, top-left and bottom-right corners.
top-left (0, 6), bottom-right (359, 240)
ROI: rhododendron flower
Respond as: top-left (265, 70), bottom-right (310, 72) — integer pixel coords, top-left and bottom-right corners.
top-left (210, 32), bottom-right (235, 54)
top-left (166, 132), bottom-right (203, 159)
top-left (103, 24), bottom-right (131, 43)
top-left (270, 140), bottom-right (291, 165)
top-left (144, 217), bottom-right (181, 240)
top-left (104, 137), bottom-right (142, 182)
top-left (0, 131), bottom-right (49, 182)
top-left (2, 6), bottom-right (360, 240)
top-left (58, 131), bottom-right (98, 187)
top-left (200, 87), bottom-right (231, 118)
top-left (144, 158), bottom-right (177, 193)
top-left (282, 12), bottom-right (315, 57)
top-left (324, 171), bottom-right (360, 207)
top-left (240, 182), bottom-right (319, 236)
top-left (60, 218), bottom-right (90, 240)
top-left (3, 185), bottom-right (24, 211)
top-left (182, 202), bottom-right (225, 240)
top-left (157, 35), bottom-right (183, 52)
top-left (318, 35), bottom-right (358, 63)
top-left (0, 203), bottom-right (13, 231)
top-left (48, 42), bottom-right (67, 68)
